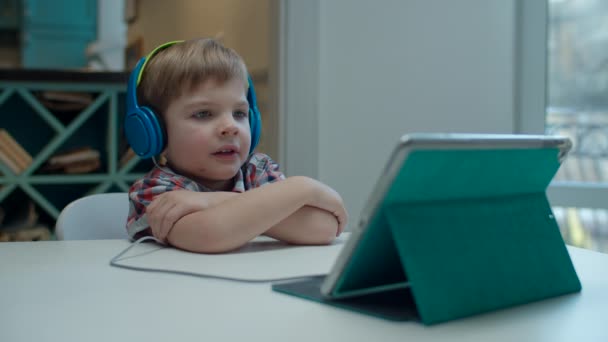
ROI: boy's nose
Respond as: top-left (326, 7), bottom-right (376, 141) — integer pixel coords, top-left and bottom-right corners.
top-left (219, 117), bottom-right (239, 136)
top-left (221, 126), bottom-right (238, 136)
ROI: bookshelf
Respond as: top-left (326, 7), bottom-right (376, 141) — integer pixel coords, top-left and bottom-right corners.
top-left (0, 69), bottom-right (152, 234)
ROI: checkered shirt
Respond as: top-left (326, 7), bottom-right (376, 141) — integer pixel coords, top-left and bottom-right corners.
top-left (126, 153), bottom-right (285, 239)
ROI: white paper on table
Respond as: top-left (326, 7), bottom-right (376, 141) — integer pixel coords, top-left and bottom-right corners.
top-left (111, 234), bottom-right (348, 282)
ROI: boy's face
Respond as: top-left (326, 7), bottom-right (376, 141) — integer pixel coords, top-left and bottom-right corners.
top-left (164, 77), bottom-right (251, 190)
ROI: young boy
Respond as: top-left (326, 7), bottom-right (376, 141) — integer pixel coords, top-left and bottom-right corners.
top-left (125, 38), bottom-right (347, 253)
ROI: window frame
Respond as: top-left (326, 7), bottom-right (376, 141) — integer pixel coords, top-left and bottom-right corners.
top-left (517, 0), bottom-right (608, 209)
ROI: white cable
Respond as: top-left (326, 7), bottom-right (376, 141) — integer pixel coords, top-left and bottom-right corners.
top-left (109, 236), bottom-right (325, 283)
top-left (151, 156), bottom-right (163, 169)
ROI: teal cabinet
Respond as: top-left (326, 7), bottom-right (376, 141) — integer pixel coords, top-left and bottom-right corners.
top-left (22, 0), bottom-right (95, 30)
top-left (22, 29), bottom-right (96, 69)
top-left (21, 0), bottom-right (97, 68)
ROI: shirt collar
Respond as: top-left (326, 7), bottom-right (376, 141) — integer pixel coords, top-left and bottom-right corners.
top-left (158, 165), bottom-right (246, 193)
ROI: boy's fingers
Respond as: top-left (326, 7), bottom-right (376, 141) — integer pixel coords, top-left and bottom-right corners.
top-left (148, 196), bottom-right (171, 241)
top-left (162, 204), bottom-right (189, 240)
top-left (159, 203), bottom-right (178, 241)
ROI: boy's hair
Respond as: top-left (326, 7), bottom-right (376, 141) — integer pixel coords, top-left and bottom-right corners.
top-left (137, 38), bottom-right (249, 118)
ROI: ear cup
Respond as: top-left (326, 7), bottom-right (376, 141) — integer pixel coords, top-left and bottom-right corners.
top-left (125, 56), bottom-right (167, 159)
top-left (124, 106), bottom-right (165, 159)
top-left (246, 75), bottom-right (262, 154)
top-left (249, 106), bottom-right (261, 154)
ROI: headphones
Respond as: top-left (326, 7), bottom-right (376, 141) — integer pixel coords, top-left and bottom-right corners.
top-left (125, 40), bottom-right (262, 159)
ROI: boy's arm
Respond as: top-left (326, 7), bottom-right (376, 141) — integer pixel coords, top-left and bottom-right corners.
top-left (162, 176), bottom-right (346, 253)
top-left (263, 205), bottom-right (343, 245)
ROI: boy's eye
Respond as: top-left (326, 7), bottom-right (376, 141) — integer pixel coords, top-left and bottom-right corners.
top-left (234, 110), bottom-right (248, 119)
top-left (193, 111), bottom-right (211, 119)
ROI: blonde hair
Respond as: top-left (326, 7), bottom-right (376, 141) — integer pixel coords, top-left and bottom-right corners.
top-left (137, 38), bottom-right (249, 117)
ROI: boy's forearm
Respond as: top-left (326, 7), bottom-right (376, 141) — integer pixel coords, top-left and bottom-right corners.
top-left (263, 205), bottom-right (339, 245)
top-left (167, 176), bottom-right (313, 253)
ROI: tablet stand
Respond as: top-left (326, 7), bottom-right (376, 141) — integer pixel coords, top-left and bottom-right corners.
top-left (273, 148), bottom-right (581, 324)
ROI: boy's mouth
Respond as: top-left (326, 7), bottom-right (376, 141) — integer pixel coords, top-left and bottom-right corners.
top-left (213, 150), bottom-right (235, 156)
top-left (212, 145), bottom-right (239, 156)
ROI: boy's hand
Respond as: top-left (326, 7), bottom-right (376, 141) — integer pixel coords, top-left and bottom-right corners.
top-left (301, 177), bottom-right (348, 236)
top-left (147, 190), bottom-right (236, 242)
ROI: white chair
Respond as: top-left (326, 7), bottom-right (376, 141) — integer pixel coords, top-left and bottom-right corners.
top-left (55, 192), bottom-right (130, 240)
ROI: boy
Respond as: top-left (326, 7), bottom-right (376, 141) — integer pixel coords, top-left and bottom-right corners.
top-left (125, 38), bottom-right (347, 253)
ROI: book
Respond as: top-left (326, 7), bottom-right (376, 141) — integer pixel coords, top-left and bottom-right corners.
top-left (0, 148), bottom-right (22, 174)
top-left (38, 91), bottom-right (93, 105)
top-left (0, 139), bottom-right (26, 172)
top-left (63, 159), bottom-right (101, 174)
top-left (0, 129), bottom-right (32, 171)
top-left (42, 146), bottom-right (101, 174)
top-left (48, 146), bottom-right (100, 166)
top-left (13, 225), bottom-right (52, 241)
top-left (38, 91), bottom-right (93, 112)
top-left (0, 225), bottom-right (51, 242)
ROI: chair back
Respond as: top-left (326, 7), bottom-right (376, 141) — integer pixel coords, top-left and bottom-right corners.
top-left (55, 193), bottom-right (130, 240)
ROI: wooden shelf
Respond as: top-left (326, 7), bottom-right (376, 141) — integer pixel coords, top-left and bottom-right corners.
top-left (0, 72), bottom-right (149, 225)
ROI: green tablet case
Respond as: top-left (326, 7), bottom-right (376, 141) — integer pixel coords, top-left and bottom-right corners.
top-left (272, 147), bottom-right (581, 325)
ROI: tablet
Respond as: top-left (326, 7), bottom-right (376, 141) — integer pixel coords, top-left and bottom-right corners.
top-left (273, 133), bottom-right (577, 323)
top-left (319, 133), bottom-right (572, 299)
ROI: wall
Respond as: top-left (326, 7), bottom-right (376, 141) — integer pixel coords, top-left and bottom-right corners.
top-left (283, 0), bottom-right (537, 228)
top-left (127, 0), bottom-right (269, 72)
top-left (127, 1), bottom-right (178, 52)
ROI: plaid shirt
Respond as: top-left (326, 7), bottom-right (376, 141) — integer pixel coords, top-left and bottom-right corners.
top-left (126, 153), bottom-right (285, 239)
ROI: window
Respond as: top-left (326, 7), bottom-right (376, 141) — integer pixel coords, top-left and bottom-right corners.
top-left (546, 0), bottom-right (608, 253)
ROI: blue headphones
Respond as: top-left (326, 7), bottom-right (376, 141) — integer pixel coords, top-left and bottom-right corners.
top-left (125, 40), bottom-right (262, 159)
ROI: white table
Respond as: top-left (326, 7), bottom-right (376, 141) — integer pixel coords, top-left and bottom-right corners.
top-left (1, 239), bottom-right (607, 342)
